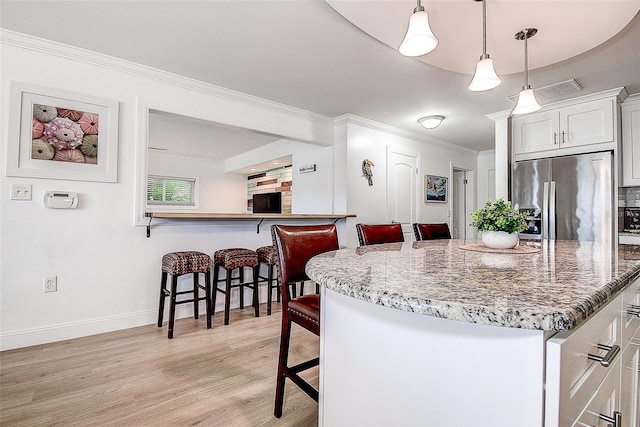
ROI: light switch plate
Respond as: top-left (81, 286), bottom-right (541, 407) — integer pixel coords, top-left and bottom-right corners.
top-left (10, 184), bottom-right (32, 200)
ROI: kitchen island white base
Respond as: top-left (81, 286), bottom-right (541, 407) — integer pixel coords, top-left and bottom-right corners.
top-left (319, 288), bottom-right (550, 426)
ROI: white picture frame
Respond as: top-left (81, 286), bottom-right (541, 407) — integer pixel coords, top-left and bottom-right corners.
top-left (6, 82), bottom-right (119, 182)
top-left (425, 174), bottom-right (448, 203)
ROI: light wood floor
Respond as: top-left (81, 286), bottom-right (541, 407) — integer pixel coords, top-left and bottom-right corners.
top-left (0, 304), bottom-right (319, 426)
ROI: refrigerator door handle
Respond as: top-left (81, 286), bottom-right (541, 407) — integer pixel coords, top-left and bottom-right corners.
top-left (549, 181), bottom-right (557, 240)
top-left (543, 182), bottom-right (549, 239)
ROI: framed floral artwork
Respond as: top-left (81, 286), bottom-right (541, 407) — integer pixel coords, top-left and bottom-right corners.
top-left (6, 82), bottom-right (119, 182)
top-left (425, 174), bottom-right (447, 203)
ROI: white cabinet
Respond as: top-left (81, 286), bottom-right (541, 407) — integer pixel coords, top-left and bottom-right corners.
top-left (621, 342), bottom-right (639, 427)
top-left (512, 110), bottom-right (559, 154)
top-left (545, 293), bottom-right (623, 425)
top-left (621, 96), bottom-right (640, 186)
top-left (548, 277), bottom-right (640, 427)
top-left (621, 277), bottom-right (640, 427)
top-left (572, 358), bottom-right (622, 427)
top-left (622, 276), bottom-right (640, 349)
top-left (513, 98), bottom-right (616, 160)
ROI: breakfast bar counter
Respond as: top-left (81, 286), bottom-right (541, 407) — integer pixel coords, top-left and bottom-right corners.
top-left (144, 212), bottom-right (355, 236)
top-left (306, 240), bottom-right (640, 426)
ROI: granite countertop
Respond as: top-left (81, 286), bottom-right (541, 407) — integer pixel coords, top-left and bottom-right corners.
top-left (305, 239), bottom-right (640, 331)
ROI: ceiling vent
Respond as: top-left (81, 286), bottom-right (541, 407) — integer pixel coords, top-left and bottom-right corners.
top-left (508, 79), bottom-right (582, 103)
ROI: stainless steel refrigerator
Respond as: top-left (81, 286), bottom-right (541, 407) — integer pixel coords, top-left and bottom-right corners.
top-left (511, 151), bottom-right (614, 241)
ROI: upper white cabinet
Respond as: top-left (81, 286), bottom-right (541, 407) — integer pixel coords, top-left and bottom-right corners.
top-left (512, 110), bottom-right (559, 154)
top-left (621, 96), bottom-right (640, 186)
top-left (513, 98), bottom-right (616, 160)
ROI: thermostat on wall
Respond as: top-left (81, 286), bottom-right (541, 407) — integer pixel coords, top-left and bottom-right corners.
top-left (44, 191), bottom-right (78, 209)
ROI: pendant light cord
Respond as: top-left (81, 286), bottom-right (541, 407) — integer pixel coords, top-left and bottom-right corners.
top-left (482, 0), bottom-right (487, 55)
top-left (524, 29), bottom-right (529, 87)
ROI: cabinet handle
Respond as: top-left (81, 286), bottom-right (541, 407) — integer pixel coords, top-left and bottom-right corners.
top-left (561, 130), bottom-right (567, 143)
top-left (553, 132), bottom-right (558, 145)
top-left (587, 344), bottom-right (620, 367)
top-left (599, 411), bottom-right (621, 427)
top-left (629, 304), bottom-right (640, 317)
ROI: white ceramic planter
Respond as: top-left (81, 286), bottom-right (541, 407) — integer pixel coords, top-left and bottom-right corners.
top-left (481, 230), bottom-right (519, 249)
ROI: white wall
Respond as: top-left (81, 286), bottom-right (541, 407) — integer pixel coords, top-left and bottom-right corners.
top-left (291, 146), bottom-right (335, 214)
top-left (0, 31), bottom-right (335, 350)
top-left (335, 116), bottom-right (479, 247)
top-left (1, 31), bottom-right (481, 350)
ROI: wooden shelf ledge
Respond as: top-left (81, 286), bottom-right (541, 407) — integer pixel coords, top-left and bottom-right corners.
top-left (144, 212), bottom-right (356, 237)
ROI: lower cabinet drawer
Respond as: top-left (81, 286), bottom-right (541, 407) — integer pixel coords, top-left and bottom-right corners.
top-left (545, 294), bottom-right (623, 425)
top-left (620, 341), bottom-right (640, 427)
top-left (572, 358), bottom-right (621, 427)
top-left (622, 277), bottom-right (640, 347)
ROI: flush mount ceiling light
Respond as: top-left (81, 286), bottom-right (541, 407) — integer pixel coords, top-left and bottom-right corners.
top-left (398, 0), bottom-right (438, 57)
top-left (468, 0), bottom-right (501, 92)
top-left (418, 115), bottom-right (445, 129)
top-left (512, 28), bottom-right (542, 115)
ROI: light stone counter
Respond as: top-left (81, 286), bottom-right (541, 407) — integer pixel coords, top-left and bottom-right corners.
top-left (306, 239), bottom-right (640, 331)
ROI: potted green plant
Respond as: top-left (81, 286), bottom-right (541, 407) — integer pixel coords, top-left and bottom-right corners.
top-left (470, 198), bottom-right (528, 249)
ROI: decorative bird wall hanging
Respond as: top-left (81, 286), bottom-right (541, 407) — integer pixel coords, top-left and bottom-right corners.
top-left (362, 159), bottom-right (374, 186)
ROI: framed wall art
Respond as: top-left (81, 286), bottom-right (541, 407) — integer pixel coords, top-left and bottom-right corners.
top-left (6, 82), bottom-right (119, 182)
top-left (425, 174), bottom-right (447, 203)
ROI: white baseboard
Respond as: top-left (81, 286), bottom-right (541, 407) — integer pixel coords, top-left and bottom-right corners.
top-left (0, 309), bottom-right (158, 351)
top-left (0, 284), bottom-right (313, 351)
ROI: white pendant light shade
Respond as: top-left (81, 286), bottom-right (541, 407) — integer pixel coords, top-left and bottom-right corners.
top-left (468, 55), bottom-right (502, 91)
top-left (399, 10), bottom-right (438, 57)
top-left (512, 28), bottom-right (541, 115)
top-left (512, 86), bottom-right (541, 115)
top-left (468, 0), bottom-right (501, 92)
top-left (418, 115), bottom-right (444, 129)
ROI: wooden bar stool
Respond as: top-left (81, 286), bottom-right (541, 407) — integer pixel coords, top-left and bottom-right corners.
top-left (257, 245), bottom-right (280, 315)
top-left (413, 223), bottom-right (452, 240)
top-left (271, 224), bottom-right (339, 418)
top-left (356, 223), bottom-right (405, 246)
top-left (158, 251), bottom-right (212, 339)
top-left (212, 248), bottom-right (260, 325)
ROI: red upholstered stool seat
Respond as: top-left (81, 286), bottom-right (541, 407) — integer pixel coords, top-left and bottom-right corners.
top-left (257, 245), bottom-right (281, 315)
top-left (158, 251), bottom-right (212, 339)
top-left (212, 248), bottom-right (260, 325)
top-left (287, 295), bottom-right (320, 335)
top-left (257, 245), bottom-right (278, 265)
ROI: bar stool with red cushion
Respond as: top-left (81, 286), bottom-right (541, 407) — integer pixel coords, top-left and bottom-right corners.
top-left (256, 245), bottom-right (280, 315)
top-left (412, 223), bottom-right (452, 240)
top-left (355, 223), bottom-right (404, 246)
top-left (212, 248), bottom-right (259, 325)
top-left (271, 224), bottom-right (339, 418)
top-left (158, 251), bottom-right (212, 339)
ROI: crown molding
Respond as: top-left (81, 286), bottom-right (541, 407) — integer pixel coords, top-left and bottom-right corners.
top-left (334, 114), bottom-right (479, 156)
top-left (0, 29), bottom-right (334, 127)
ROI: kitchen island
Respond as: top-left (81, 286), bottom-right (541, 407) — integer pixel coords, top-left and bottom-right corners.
top-left (306, 240), bottom-right (640, 426)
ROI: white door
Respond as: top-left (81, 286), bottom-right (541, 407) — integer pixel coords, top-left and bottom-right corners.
top-left (387, 149), bottom-right (418, 241)
top-left (453, 170), bottom-right (467, 239)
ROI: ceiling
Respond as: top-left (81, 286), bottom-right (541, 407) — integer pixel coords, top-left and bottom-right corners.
top-left (1, 0), bottom-right (639, 156)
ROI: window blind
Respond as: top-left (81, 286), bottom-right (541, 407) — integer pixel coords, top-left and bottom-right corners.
top-left (147, 175), bottom-right (196, 206)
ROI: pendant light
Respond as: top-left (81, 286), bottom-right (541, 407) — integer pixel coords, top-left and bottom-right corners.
top-left (398, 0), bottom-right (438, 57)
top-left (512, 28), bottom-right (542, 115)
top-left (468, 0), bottom-right (501, 91)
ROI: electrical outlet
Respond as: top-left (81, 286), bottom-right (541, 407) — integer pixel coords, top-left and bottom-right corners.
top-left (43, 276), bottom-right (57, 293)
top-left (10, 183), bottom-right (32, 201)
